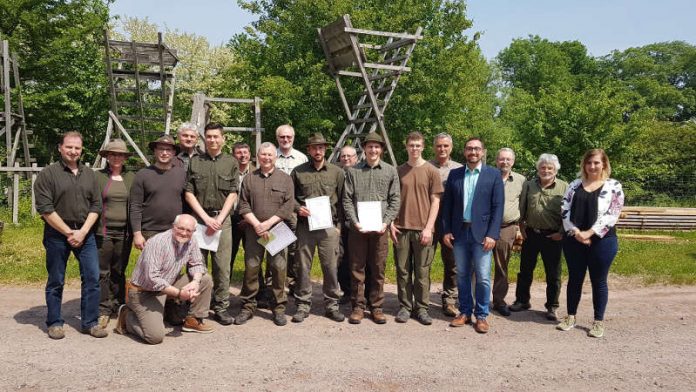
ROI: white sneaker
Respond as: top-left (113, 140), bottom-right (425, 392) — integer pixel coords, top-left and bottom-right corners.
top-left (556, 315), bottom-right (576, 331)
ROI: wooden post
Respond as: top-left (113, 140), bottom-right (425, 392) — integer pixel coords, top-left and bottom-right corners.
top-left (3, 40), bottom-right (12, 165)
top-left (12, 162), bottom-right (19, 224)
top-left (30, 163), bottom-right (37, 216)
top-left (190, 93), bottom-right (207, 138)
top-left (254, 97), bottom-right (262, 154)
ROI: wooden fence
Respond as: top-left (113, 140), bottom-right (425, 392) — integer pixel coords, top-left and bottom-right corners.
top-left (617, 206), bottom-right (696, 230)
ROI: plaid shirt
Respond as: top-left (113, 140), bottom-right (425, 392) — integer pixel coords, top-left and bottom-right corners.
top-left (130, 229), bottom-right (206, 291)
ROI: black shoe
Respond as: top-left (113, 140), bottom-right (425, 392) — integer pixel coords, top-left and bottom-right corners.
top-left (338, 294), bottom-right (351, 305)
top-left (214, 310), bottom-right (235, 325)
top-left (273, 311), bottom-right (287, 326)
top-left (494, 304), bottom-right (511, 317)
top-left (292, 309), bottom-right (309, 323)
top-left (509, 301), bottom-right (531, 312)
top-left (325, 309), bottom-right (345, 322)
top-left (234, 310), bottom-right (253, 325)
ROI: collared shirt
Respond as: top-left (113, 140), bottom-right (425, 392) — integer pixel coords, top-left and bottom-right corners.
top-left (275, 148), bottom-right (308, 175)
top-left (292, 160), bottom-right (345, 225)
top-left (501, 171), bottom-right (526, 224)
top-left (429, 159), bottom-right (463, 188)
top-left (238, 168), bottom-right (295, 222)
top-left (519, 177), bottom-right (569, 232)
top-left (175, 146), bottom-right (202, 169)
top-left (130, 229), bottom-right (206, 292)
top-left (34, 160), bottom-right (101, 224)
top-left (343, 160), bottom-right (401, 227)
top-left (186, 151), bottom-right (239, 212)
top-left (233, 163), bottom-right (256, 213)
top-left (463, 163), bottom-right (482, 222)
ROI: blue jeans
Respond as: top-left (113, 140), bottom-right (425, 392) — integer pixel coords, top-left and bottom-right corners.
top-left (453, 227), bottom-right (492, 319)
top-left (44, 225), bottom-right (100, 330)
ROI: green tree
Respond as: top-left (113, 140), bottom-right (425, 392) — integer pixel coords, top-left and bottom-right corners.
top-left (227, 0), bottom-right (495, 162)
top-left (600, 41), bottom-right (696, 122)
top-left (0, 0), bottom-right (112, 164)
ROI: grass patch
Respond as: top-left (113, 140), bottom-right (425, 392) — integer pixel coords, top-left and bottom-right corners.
top-left (2, 218), bottom-right (694, 286)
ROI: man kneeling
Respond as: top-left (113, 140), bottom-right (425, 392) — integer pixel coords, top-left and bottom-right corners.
top-left (115, 214), bottom-right (214, 344)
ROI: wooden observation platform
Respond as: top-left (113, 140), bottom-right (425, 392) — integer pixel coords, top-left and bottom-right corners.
top-left (318, 14), bottom-right (423, 165)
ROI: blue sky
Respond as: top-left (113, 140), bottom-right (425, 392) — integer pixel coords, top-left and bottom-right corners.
top-left (109, 0), bottom-right (695, 59)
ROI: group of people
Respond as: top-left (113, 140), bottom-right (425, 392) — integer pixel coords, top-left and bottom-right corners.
top-left (34, 124), bottom-right (623, 344)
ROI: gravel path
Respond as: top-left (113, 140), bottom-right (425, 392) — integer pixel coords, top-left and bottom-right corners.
top-left (2, 279), bottom-right (695, 391)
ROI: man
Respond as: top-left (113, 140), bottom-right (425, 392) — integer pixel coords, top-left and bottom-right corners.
top-left (130, 134), bottom-right (187, 250)
top-left (428, 133), bottom-right (463, 317)
top-left (441, 137), bottom-right (504, 334)
top-left (343, 133), bottom-right (400, 325)
top-left (491, 148), bottom-right (526, 317)
top-left (275, 124), bottom-right (308, 175)
top-left (230, 142), bottom-right (255, 278)
top-left (390, 132), bottom-right (442, 325)
top-left (34, 131), bottom-right (106, 339)
top-left (291, 133), bottom-right (345, 323)
top-left (511, 153), bottom-right (568, 321)
top-left (115, 214), bottom-right (214, 344)
top-left (273, 124), bottom-right (306, 294)
top-left (337, 145), bottom-right (359, 303)
top-left (175, 122), bottom-right (201, 168)
top-left (236, 142), bottom-right (295, 326)
top-left (185, 122), bottom-right (239, 326)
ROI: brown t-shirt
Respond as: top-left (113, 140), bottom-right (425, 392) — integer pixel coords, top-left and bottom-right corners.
top-left (394, 162), bottom-right (444, 230)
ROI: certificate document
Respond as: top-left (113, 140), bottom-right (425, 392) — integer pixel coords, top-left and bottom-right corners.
top-left (306, 196), bottom-right (333, 231)
top-left (257, 221), bottom-right (297, 256)
top-left (357, 201), bottom-right (383, 232)
top-left (194, 224), bottom-right (222, 252)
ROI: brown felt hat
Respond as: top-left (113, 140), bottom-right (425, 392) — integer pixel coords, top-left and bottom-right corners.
top-left (98, 139), bottom-right (133, 157)
top-left (361, 132), bottom-right (386, 148)
top-left (148, 134), bottom-right (179, 153)
top-left (306, 132), bottom-right (331, 147)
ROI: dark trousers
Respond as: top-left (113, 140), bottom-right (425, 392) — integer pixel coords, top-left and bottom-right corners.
top-left (43, 225), bottom-right (100, 330)
top-left (349, 229), bottom-right (388, 310)
top-left (337, 227), bottom-right (351, 296)
top-left (492, 224), bottom-right (517, 307)
top-left (435, 232), bottom-right (458, 306)
top-left (240, 226), bottom-right (288, 312)
top-left (563, 235), bottom-right (618, 321)
top-left (515, 228), bottom-right (563, 310)
top-left (97, 229), bottom-right (132, 316)
top-left (230, 214), bottom-right (245, 281)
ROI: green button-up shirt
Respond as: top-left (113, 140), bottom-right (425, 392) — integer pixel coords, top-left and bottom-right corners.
top-left (343, 160), bottom-right (401, 228)
top-left (34, 160), bottom-right (101, 224)
top-left (519, 177), bottom-right (569, 232)
top-left (502, 171), bottom-right (526, 224)
top-left (291, 160), bottom-right (345, 225)
top-left (186, 152), bottom-right (239, 212)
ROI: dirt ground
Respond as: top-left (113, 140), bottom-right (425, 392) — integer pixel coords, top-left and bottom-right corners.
top-left (2, 278), bottom-right (695, 392)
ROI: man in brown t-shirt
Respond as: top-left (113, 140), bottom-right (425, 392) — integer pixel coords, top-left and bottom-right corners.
top-left (390, 132), bottom-right (443, 325)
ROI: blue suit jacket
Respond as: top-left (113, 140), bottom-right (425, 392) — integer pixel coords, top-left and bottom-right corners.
top-left (440, 164), bottom-right (505, 243)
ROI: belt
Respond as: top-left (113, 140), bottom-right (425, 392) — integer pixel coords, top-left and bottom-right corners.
top-left (528, 227), bottom-right (557, 236)
top-left (63, 221), bottom-right (84, 230)
top-left (501, 221), bottom-right (518, 228)
top-left (461, 221), bottom-right (471, 229)
top-left (205, 209), bottom-right (221, 217)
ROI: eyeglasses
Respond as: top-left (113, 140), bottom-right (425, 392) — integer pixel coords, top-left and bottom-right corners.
top-left (340, 154), bottom-right (356, 158)
top-left (465, 146), bottom-right (483, 152)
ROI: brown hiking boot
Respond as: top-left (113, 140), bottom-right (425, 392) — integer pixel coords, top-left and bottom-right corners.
top-left (371, 308), bottom-right (387, 324)
top-left (182, 316), bottom-right (214, 333)
top-left (114, 304), bottom-right (129, 335)
top-left (474, 318), bottom-right (490, 334)
top-left (349, 308), bottom-right (364, 324)
top-left (442, 303), bottom-right (458, 317)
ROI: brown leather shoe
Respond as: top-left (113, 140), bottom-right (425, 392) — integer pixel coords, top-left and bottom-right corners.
top-left (349, 308), bottom-right (364, 324)
top-left (449, 314), bottom-right (472, 327)
top-left (371, 308), bottom-right (387, 324)
top-left (182, 316), bottom-right (214, 333)
top-left (474, 318), bottom-right (489, 334)
top-left (442, 304), bottom-right (458, 317)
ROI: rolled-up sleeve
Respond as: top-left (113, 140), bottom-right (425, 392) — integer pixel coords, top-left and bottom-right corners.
top-left (34, 169), bottom-right (55, 215)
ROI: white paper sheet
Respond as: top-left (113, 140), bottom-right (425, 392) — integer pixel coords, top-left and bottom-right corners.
top-left (357, 201), bottom-right (383, 232)
top-left (306, 196), bottom-right (333, 231)
top-left (194, 224), bottom-right (222, 252)
top-left (257, 221), bottom-right (297, 256)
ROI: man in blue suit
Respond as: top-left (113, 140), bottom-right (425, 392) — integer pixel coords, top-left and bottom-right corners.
top-left (440, 137), bottom-right (504, 333)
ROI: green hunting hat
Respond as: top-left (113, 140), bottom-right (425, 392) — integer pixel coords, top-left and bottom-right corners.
top-left (361, 132), bottom-right (386, 148)
top-left (148, 134), bottom-right (180, 153)
top-left (98, 138), bottom-right (133, 157)
top-left (306, 132), bottom-right (331, 147)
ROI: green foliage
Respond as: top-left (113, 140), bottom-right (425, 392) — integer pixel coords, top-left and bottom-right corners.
top-left (229, 0), bottom-right (495, 161)
top-left (0, 0), bottom-right (112, 164)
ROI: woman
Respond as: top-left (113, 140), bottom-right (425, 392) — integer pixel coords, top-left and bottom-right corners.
top-left (96, 139), bottom-right (135, 329)
top-left (557, 149), bottom-right (624, 338)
